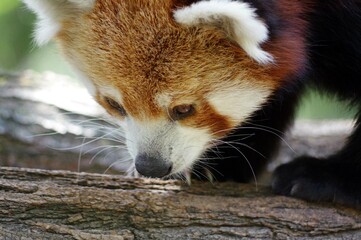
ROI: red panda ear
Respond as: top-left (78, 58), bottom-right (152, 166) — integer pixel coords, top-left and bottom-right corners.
top-left (174, 0), bottom-right (274, 64)
top-left (22, 0), bottom-right (95, 46)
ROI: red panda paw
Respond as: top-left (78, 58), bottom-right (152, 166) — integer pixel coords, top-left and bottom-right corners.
top-left (272, 156), bottom-right (361, 209)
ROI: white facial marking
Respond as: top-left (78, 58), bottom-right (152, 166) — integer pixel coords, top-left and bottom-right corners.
top-left (23, 0), bottom-right (96, 45)
top-left (124, 118), bottom-right (211, 176)
top-left (174, 0), bottom-right (274, 64)
top-left (155, 93), bottom-right (173, 109)
top-left (99, 85), bottom-right (123, 104)
top-left (172, 125), bottom-right (211, 173)
top-left (208, 84), bottom-right (271, 124)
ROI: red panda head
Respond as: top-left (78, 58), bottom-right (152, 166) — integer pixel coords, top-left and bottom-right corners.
top-left (24, 0), bottom-right (305, 178)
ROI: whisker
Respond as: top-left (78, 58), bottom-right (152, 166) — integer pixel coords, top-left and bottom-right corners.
top-left (222, 133), bottom-right (256, 141)
top-left (69, 116), bottom-right (119, 127)
top-left (246, 122), bottom-right (286, 135)
top-left (83, 145), bottom-right (125, 155)
top-left (27, 131), bottom-right (60, 138)
top-left (88, 146), bottom-right (124, 165)
top-left (216, 140), bottom-right (258, 190)
top-left (77, 137), bottom-right (86, 173)
top-left (236, 126), bottom-right (295, 153)
top-left (211, 127), bottom-right (238, 136)
top-left (196, 160), bottom-right (223, 180)
top-left (211, 139), bottom-right (266, 159)
top-left (175, 172), bottom-right (186, 183)
top-left (76, 136), bottom-right (126, 144)
top-left (49, 128), bottom-right (121, 151)
top-left (103, 158), bottom-right (133, 174)
top-left (192, 168), bottom-right (210, 181)
top-left (126, 163), bottom-right (136, 177)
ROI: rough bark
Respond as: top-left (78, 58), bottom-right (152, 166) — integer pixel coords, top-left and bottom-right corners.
top-left (1, 71), bottom-right (360, 239)
top-left (0, 167), bottom-right (361, 240)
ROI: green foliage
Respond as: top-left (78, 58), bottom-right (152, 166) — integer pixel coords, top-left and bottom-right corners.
top-left (0, 0), bottom-right (20, 14)
top-left (0, 0), bottom-right (34, 70)
top-left (297, 90), bottom-right (356, 119)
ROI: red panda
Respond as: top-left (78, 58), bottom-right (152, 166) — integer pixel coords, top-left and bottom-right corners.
top-left (23, 0), bottom-right (361, 208)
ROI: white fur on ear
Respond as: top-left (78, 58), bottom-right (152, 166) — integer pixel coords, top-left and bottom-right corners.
top-left (174, 0), bottom-right (274, 64)
top-left (23, 0), bottom-right (95, 45)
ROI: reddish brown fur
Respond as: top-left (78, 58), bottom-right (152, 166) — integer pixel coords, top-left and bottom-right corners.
top-left (264, 1), bottom-right (309, 81)
top-left (56, 0), bottom-right (308, 137)
top-left (182, 100), bottom-right (232, 137)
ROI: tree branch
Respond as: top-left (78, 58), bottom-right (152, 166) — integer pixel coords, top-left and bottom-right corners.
top-left (1, 167), bottom-right (361, 239)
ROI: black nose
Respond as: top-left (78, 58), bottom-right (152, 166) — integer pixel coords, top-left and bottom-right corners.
top-left (135, 154), bottom-right (173, 178)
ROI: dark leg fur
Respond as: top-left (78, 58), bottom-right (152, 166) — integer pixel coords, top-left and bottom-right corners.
top-left (272, 1), bottom-right (361, 208)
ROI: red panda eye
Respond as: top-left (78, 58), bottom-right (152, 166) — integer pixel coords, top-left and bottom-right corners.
top-left (105, 97), bottom-right (127, 116)
top-left (171, 104), bottom-right (195, 120)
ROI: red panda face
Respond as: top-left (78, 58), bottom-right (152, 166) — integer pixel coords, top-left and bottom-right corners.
top-left (24, 0), bottom-right (304, 178)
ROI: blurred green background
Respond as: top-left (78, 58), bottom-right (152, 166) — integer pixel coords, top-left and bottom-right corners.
top-left (0, 0), bottom-right (356, 119)
top-left (0, 0), bottom-right (75, 77)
